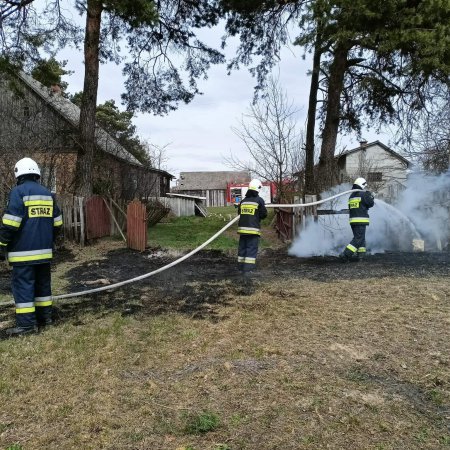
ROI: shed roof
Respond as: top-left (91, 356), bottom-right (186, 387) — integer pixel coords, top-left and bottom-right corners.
top-left (166, 193), bottom-right (206, 200)
top-left (17, 72), bottom-right (142, 166)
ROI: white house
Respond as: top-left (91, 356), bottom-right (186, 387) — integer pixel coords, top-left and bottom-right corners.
top-left (337, 140), bottom-right (411, 202)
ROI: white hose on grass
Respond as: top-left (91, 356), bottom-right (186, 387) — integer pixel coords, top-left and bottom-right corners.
top-left (53, 214), bottom-right (240, 300)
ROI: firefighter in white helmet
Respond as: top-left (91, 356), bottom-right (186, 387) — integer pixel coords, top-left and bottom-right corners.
top-left (340, 177), bottom-right (374, 262)
top-left (237, 179), bottom-right (268, 274)
top-left (0, 157), bottom-right (63, 336)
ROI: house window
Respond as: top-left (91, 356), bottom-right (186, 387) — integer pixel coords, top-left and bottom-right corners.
top-left (23, 105), bottom-right (30, 118)
top-left (367, 172), bottom-right (382, 182)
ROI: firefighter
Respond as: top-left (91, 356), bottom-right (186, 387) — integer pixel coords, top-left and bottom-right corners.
top-left (340, 177), bottom-right (375, 262)
top-left (0, 158), bottom-right (63, 336)
top-left (237, 179), bottom-right (268, 273)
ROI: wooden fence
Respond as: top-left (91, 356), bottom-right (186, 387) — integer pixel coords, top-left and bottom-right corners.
top-left (127, 200), bottom-right (147, 251)
top-left (86, 195), bottom-right (110, 240)
top-left (58, 195), bottom-right (128, 246)
top-left (59, 194), bottom-right (85, 246)
top-left (275, 195), bottom-right (318, 242)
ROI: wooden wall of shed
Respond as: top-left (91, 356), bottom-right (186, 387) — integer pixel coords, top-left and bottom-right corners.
top-left (0, 77), bottom-right (171, 204)
top-left (175, 189), bottom-right (225, 207)
top-left (0, 77), bottom-right (79, 154)
top-left (156, 197), bottom-right (195, 217)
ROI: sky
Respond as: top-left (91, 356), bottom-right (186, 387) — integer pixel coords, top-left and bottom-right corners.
top-left (57, 19), bottom-right (391, 180)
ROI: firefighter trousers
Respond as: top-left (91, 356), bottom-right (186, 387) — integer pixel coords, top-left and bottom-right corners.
top-left (344, 224), bottom-right (367, 258)
top-left (12, 263), bottom-right (52, 328)
top-left (237, 234), bottom-right (260, 272)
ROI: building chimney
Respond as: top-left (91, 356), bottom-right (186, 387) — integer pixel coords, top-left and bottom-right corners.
top-left (359, 139), bottom-right (368, 147)
top-left (50, 84), bottom-right (62, 96)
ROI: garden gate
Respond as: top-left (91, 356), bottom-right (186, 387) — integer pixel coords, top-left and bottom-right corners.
top-left (86, 195), bottom-right (110, 240)
top-left (127, 200), bottom-right (147, 251)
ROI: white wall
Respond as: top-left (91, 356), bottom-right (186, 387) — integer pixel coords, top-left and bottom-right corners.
top-left (158, 197), bottom-right (195, 217)
top-left (342, 144), bottom-right (408, 201)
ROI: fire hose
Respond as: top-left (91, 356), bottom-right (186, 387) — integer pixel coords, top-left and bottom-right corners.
top-left (1, 189), bottom-right (362, 305)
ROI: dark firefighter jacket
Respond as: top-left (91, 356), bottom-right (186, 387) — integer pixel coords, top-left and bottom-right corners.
top-left (0, 179), bottom-right (63, 265)
top-left (348, 185), bottom-right (375, 225)
top-left (237, 189), bottom-right (268, 235)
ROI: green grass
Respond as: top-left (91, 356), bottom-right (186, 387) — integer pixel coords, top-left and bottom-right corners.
top-left (183, 411), bottom-right (220, 435)
top-left (148, 206), bottom-right (277, 251)
top-left (149, 215), bottom-right (238, 250)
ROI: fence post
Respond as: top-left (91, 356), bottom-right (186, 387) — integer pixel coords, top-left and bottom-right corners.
top-left (79, 196), bottom-right (85, 247)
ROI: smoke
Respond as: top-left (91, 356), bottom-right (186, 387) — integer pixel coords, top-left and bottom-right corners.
top-left (288, 171), bottom-right (450, 257)
top-left (396, 171), bottom-right (450, 250)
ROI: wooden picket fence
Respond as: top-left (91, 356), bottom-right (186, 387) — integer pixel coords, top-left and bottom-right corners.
top-left (58, 194), bottom-right (140, 247)
top-left (58, 194), bottom-right (85, 246)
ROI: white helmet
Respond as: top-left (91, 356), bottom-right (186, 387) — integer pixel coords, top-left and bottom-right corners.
top-left (248, 179), bottom-right (262, 191)
top-left (14, 157), bottom-right (41, 178)
top-left (354, 177), bottom-right (367, 189)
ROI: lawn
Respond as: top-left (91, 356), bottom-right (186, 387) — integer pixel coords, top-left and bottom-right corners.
top-left (0, 212), bottom-right (448, 450)
top-left (149, 206), bottom-right (278, 252)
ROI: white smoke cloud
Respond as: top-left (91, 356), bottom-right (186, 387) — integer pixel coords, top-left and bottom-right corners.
top-left (396, 171), bottom-right (450, 250)
top-left (288, 171), bottom-right (450, 257)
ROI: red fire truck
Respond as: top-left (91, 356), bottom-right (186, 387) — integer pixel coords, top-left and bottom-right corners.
top-left (226, 181), bottom-right (276, 207)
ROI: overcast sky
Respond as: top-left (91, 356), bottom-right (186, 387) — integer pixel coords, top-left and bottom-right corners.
top-left (57, 22), bottom-right (390, 180)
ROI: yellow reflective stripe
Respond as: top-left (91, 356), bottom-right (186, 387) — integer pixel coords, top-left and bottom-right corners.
top-left (357, 247), bottom-right (366, 253)
top-left (2, 219), bottom-right (21, 227)
top-left (238, 230), bottom-right (261, 235)
top-left (0, 242), bottom-right (7, 247)
top-left (16, 307), bottom-right (36, 314)
top-left (3, 214), bottom-right (22, 227)
top-left (23, 200), bottom-right (53, 206)
top-left (346, 244), bottom-right (357, 253)
top-left (350, 218), bottom-right (369, 223)
top-left (244, 258), bottom-right (256, 264)
top-left (9, 253), bottom-right (53, 263)
top-left (54, 220), bottom-right (63, 227)
top-left (35, 301), bottom-right (52, 307)
top-left (237, 257), bottom-right (245, 262)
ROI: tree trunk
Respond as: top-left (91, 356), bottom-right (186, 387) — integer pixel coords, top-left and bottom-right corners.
top-left (75, 0), bottom-right (102, 197)
top-left (318, 42), bottom-right (350, 190)
top-left (304, 35), bottom-right (322, 195)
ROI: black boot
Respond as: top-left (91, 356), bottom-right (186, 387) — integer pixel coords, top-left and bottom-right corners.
top-left (339, 252), bottom-right (351, 262)
top-left (6, 326), bottom-right (38, 337)
top-left (38, 318), bottom-right (53, 328)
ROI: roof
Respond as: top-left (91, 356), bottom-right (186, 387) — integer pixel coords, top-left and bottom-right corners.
top-left (338, 141), bottom-right (410, 167)
top-left (178, 171), bottom-right (251, 190)
top-left (17, 72), bottom-right (142, 167)
top-left (166, 193), bottom-right (206, 200)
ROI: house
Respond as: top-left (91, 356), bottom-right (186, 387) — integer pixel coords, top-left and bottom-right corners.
top-left (337, 140), bottom-right (411, 202)
top-left (174, 171), bottom-right (251, 207)
top-left (0, 71), bottom-right (173, 204)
